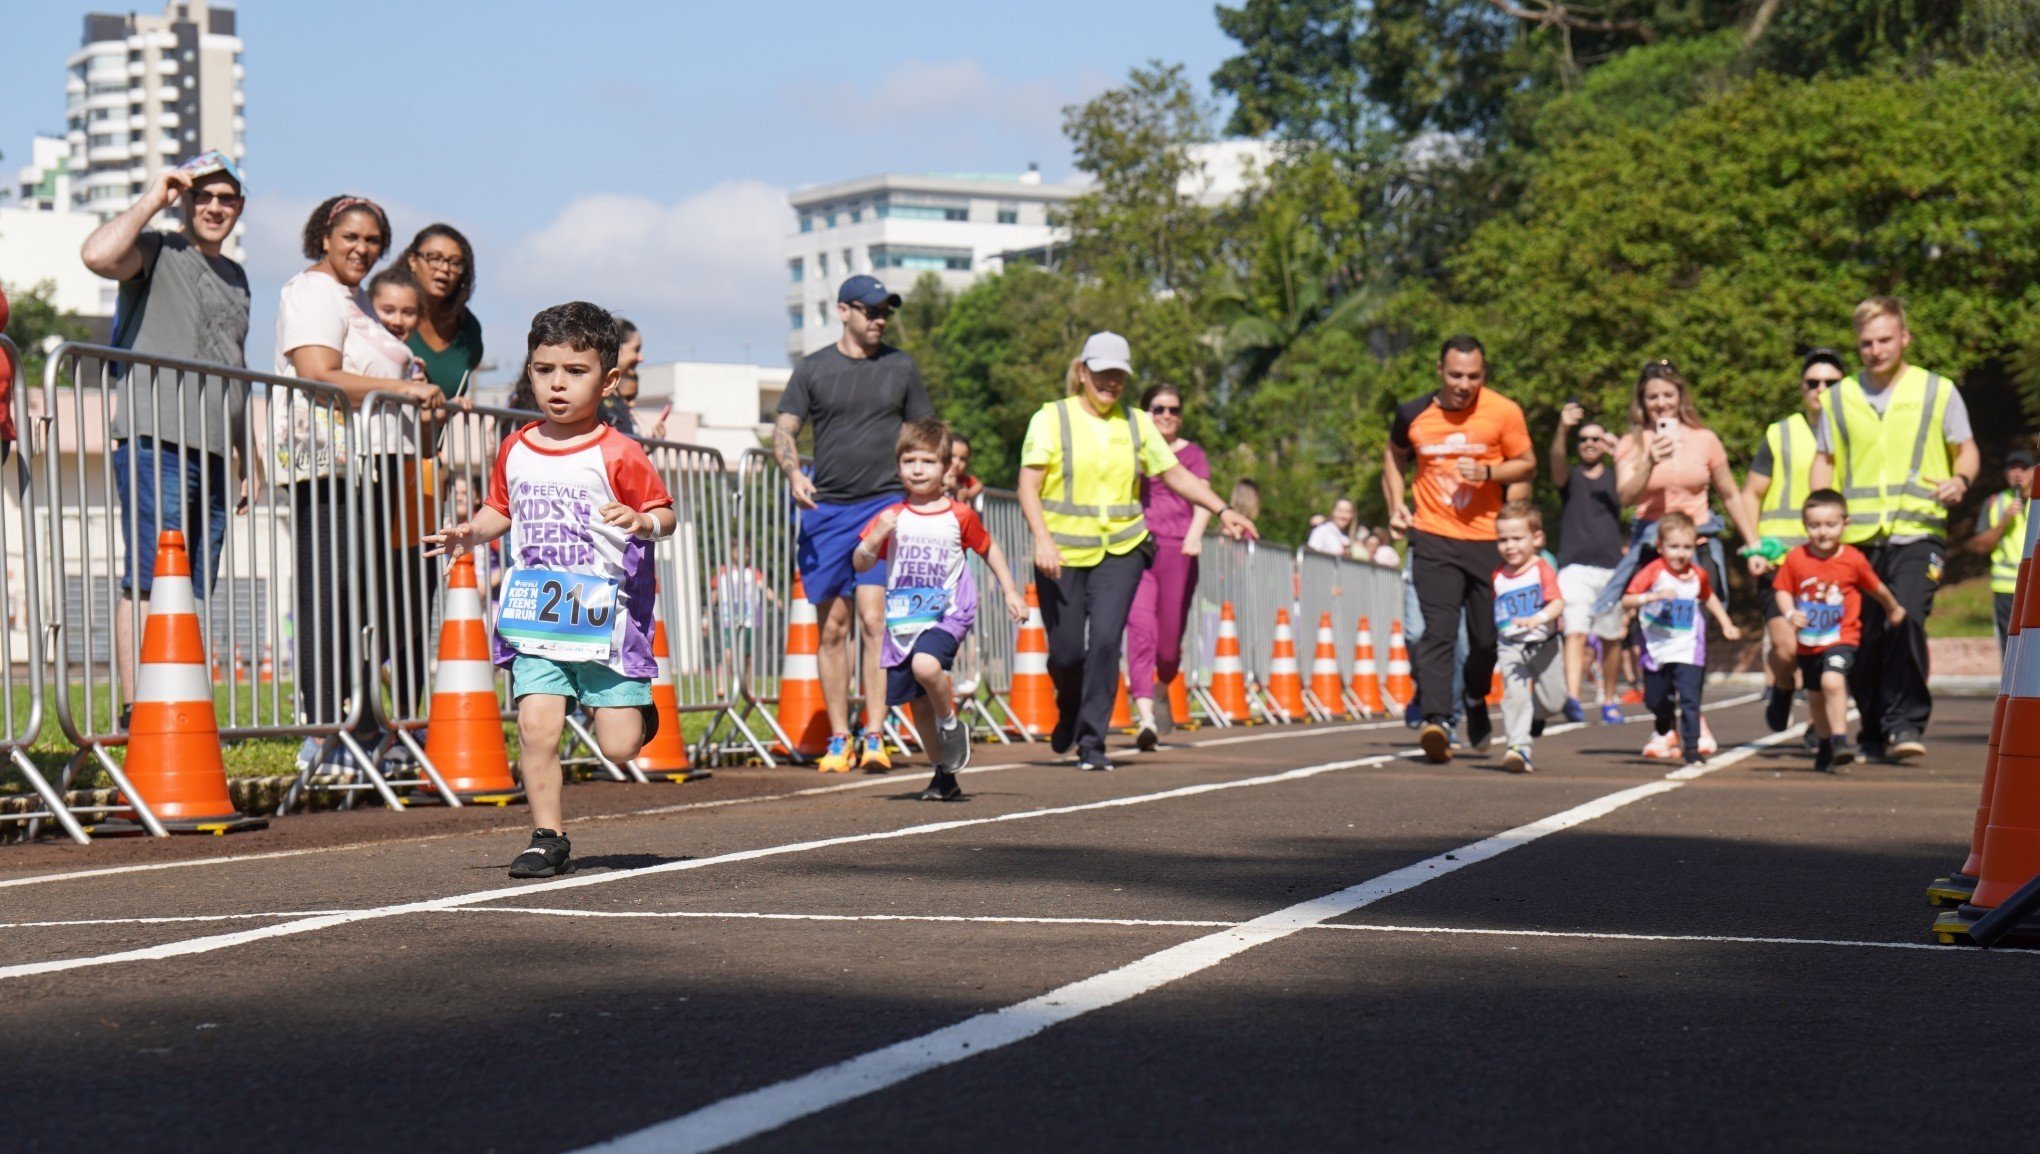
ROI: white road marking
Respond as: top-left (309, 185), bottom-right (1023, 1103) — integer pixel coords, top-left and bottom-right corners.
top-left (0, 753), bottom-right (1404, 981)
top-left (567, 719), bottom-right (1805, 1154)
top-left (1321, 922), bottom-right (1978, 952)
top-left (0, 911), bottom-right (357, 930)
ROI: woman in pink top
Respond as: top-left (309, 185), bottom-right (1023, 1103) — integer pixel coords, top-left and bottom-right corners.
top-left (1592, 361), bottom-right (1760, 617)
top-left (1125, 383), bottom-right (1210, 749)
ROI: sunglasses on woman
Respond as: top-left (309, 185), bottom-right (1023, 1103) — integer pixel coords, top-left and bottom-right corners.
top-left (1802, 376), bottom-right (1841, 392)
top-left (1149, 404), bottom-right (1181, 415)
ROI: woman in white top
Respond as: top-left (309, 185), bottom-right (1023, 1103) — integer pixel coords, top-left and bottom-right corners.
top-left (274, 195), bottom-right (446, 754)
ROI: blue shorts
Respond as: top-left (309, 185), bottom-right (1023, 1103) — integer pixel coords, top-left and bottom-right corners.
top-left (113, 438), bottom-right (230, 597)
top-left (798, 493), bottom-right (894, 604)
top-left (886, 628), bottom-right (961, 706)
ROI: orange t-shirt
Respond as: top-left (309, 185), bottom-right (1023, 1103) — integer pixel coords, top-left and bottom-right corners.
top-left (1390, 389), bottom-right (1532, 540)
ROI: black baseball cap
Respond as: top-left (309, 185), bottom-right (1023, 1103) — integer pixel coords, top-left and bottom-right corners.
top-left (1801, 347), bottom-right (1847, 374)
top-left (2007, 450), bottom-right (2037, 470)
top-left (837, 275), bottom-right (902, 308)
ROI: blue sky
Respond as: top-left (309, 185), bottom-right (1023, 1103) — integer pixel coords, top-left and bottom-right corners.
top-left (2, 0), bottom-right (1239, 378)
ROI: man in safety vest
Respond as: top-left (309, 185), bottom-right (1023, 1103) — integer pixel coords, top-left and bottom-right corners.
top-left (1742, 348), bottom-right (1845, 731)
top-left (1809, 296), bottom-right (1981, 761)
top-left (1966, 449), bottom-right (2034, 656)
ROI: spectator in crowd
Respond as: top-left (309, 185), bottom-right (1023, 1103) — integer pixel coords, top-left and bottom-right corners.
top-left (946, 433), bottom-right (985, 503)
top-left (399, 224), bottom-right (482, 401)
top-left (1743, 348), bottom-right (1843, 730)
top-left (1308, 498), bottom-right (1358, 556)
top-left (1384, 335), bottom-right (1535, 763)
top-left (1549, 400), bottom-right (1627, 724)
top-left (1019, 333), bottom-right (1252, 771)
top-left (776, 275), bottom-right (932, 773)
top-left (79, 150), bottom-right (252, 718)
top-left (1809, 296), bottom-right (1979, 760)
top-left (366, 265), bottom-right (428, 379)
top-left (1367, 530), bottom-right (1400, 567)
top-left (274, 195), bottom-right (445, 762)
top-left (0, 285), bottom-right (12, 462)
top-left (1969, 449), bottom-right (2035, 655)
top-left (598, 317), bottom-right (666, 440)
top-left (1125, 382), bottom-right (1211, 748)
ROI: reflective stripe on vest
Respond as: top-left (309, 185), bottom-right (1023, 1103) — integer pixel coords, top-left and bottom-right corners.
top-left (1040, 397), bottom-right (1149, 557)
top-left (1830, 368), bottom-right (1953, 544)
top-left (1756, 413), bottom-right (1816, 547)
top-left (1989, 489), bottom-right (2026, 594)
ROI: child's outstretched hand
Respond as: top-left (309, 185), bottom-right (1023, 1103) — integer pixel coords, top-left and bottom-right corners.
top-left (1721, 621), bottom-right (1743, 641)
top-left (599, 502), bottom-right (655, 538)
top-left (1005, 588), bottom-right (1029, 624)
top-left (424, 522), bottom-right (475, 559)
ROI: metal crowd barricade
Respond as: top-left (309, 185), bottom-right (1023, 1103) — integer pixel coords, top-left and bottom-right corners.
top-left (1295, 547), bottom-right (1406, 720)
top-left (1, 336), bottom-right (89, 843)
top-left (970, 489), bottom-right (1036, 740)
top-left (724, 448), bottom-right (800, 763)
top-left (1182, 533), bottom-right (1243, 726)
top-left (34, 342), bottom-right (375, 832)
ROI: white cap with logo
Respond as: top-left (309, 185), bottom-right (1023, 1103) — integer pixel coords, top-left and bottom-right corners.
top-left (1080, 331), bottom-right (1132, 375)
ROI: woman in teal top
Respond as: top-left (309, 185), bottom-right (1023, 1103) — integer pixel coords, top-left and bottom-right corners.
top-left (400, 224), bottom-right (482, 399)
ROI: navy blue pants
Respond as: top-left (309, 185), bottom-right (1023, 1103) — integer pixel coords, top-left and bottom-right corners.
top-left (1645, 662), bottom-right (1705, 761)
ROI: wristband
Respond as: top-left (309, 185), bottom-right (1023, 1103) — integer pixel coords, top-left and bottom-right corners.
top-left (1217, 505), bottom-right (1233, 518)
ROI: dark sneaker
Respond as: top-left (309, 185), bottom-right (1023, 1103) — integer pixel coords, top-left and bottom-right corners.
top-left (1831, 738), bottom-right (1856, 770)
top-left (1888, 731), bottom-right (1926, 760)
top-left (1135, 724), bottom-right (1159, 753)
top-left (934, 717), bottom-right (971, 773)
top-left (1502, 745), bottom-right (1533, 774)
top-left (1076, 751), bottom-right (1115, 772)
top-left (1403, 700), bottom-right (1423, 729)
top-left (1530, 717), bottom-right (1546, 739)
top-left (1803, 728), bottom-right (1822, 751)
top-left (1765, 686), bottom-right (1795, 732)
top-left (1464, 704), bottom-right (1493, 753)
top-left (1563, 698), bottom-right (1584, 724)
top-left (917, 770), bottom-right (964, 801)
top-left (1050, 711), bottom-right (1076, 755)
top-left (1419, 722), bottom-right (1452, 764)
top-left (1813, 739), bottom-right (1836, 775)
top-left (508, 829), bottom-right (572, 879)
top-left (1856, 730), bottom-right (1886, 761)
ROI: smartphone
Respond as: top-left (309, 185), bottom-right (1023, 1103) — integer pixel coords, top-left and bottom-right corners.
top-left (1655, 416), bottom-right (1679, 440)
top-left (657, 403), bottom-right (672, 422)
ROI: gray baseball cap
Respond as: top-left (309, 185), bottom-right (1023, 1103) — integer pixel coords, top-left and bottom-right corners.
top-left (1081, 331), bottom-right (1132, 374)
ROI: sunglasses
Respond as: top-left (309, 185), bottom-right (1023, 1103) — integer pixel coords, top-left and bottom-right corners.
top-left (1149, 404), bottom-right (1181, 415)
top-left (848, 303), bottom-right (893, 321)
top-left (191, 191), bottom-right (244, 207)
top-left (1802, 376), bottom-right (1840, 391)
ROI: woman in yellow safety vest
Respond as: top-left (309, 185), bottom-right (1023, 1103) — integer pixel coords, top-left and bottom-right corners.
top-left (1017, 332), bottom-right (1255, 771)
top-left (1968, 449), bottom-right (2036, 656)
top-left (1741, 348), bottom-right (1844, 731)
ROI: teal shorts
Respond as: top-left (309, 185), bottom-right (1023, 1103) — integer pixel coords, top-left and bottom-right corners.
top-left (510, 655), bottom-right (654, 707)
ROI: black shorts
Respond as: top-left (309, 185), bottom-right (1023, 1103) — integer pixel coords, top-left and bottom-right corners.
top-left (1797, 645), bottom-right (1857, 684)
top-left (886, 628), bottom-right (961, 706)
top-left (1762, 593), bottom-right (1784, 621)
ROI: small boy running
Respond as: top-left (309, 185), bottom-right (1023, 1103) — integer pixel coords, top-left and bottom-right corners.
top-left (1621, 511), bottom-right (1742, 765)
top-left (1773, 489), bottom-right (1906, 772)
top-left (1491, 501), bottom-right (1568, 773)
top-left (852, 418), bottom-right (1027, 801)
top-left (427, 301), bottom-right (677, 877)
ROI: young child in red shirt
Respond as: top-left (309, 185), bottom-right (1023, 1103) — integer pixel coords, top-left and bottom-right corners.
top-left (1622, 512), bottom-right (1741, 765)
top-left (1771, 489), bottom-right (1906, 772)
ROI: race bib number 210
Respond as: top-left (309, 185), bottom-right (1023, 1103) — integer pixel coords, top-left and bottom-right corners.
top-left (498, 569), bottom-right (618, 662)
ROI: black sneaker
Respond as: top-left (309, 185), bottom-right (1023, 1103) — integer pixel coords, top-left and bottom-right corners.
top-left (508, 829), bottom-right (572, 878)
top-left (916, 770), bottom-right (964, 801)
top-left (1050, 712), bottom-right (1076, 755)
top-left (1076, 750), bottom-right (1115, 772)
top-left (1856, 730), bottom-right (1886, 761)
top-left (1464, 703), bottom-right (1493, 753)
top-left (1813, 738), bottom-right (1836, 774)
top-left (1887, 730), bottom-right (1926, 760)
top-left (934, 716), bottom-right (971, 773)
top-left (1135, 724), bottom-right (1159, 752)
top-left (1765, 686), bottom-right (1794, 732)
top-left (1530, 717), bottom-right (1546, 739)
top-left (1830, 738), bottom-right (1856, 770)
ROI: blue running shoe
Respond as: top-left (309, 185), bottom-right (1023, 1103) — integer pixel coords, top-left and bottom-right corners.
top-left (1600, 703), bottom-right (1624, 725)
top-left (1563, 698), bottom-right (1584, 724)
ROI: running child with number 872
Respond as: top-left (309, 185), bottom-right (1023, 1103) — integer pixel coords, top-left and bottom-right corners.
top-left (426, 301), bottom-right (677, 878)
top-left (852, 418), bottom-right (1028, 801)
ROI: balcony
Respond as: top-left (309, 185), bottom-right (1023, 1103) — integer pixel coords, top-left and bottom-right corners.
top-left (127, 60), bottom-right (145, 77)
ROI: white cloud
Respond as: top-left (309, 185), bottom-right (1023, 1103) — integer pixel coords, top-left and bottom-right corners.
top-left (773, 59), bottom-right (1109, 172)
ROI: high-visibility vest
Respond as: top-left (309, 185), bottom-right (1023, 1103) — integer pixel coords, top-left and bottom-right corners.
top-left (1986, 487), bottom-right (2027, 594)
top-left (1037, 396), bottom-right (1154, 567)
top-left (1755, 413), bottom-right (1817, 547)
top-left (1828, 366), bottom-right (1955, 545)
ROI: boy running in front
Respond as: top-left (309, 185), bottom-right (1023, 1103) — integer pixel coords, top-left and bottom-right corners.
top-left (1773, 489), bottom-right (1906, 772)
top-left (1491, 501), bottom-right (1568, 773)
top-left (427, 301), bottom-right (676, 877)
top-left (853, 418), bottom-right (1027, 801)
top-left (1622, 512), bottom-right (1742, 765)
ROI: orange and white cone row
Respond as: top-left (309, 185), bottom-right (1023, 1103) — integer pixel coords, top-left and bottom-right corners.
top-left (774, 576), bottom-right (830, 758)
top-left (1351, 615), bottom-right (1385, 718)
top-left (1310, 612), bottom-right (1346, 719)
top-left (421, 554), bottom-right (519, 801)
top-left (1266, 609), bottom-right (1306, 722)
top-left (1209, 602), bottom-right (1248, 723)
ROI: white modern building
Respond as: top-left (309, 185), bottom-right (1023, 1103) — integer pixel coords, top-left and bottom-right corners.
top-left (2, 135), bottom-right (118, 321)
top-left (65, 0), bottom-right (245, 221)
top-left (633, 360), bottom-right (791, 466)
top-left (784, 165), bottom-right (1085, 361)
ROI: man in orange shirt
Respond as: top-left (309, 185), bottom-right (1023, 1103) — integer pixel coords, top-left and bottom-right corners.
top-left (1384, 336), bottom-right (1537, 763)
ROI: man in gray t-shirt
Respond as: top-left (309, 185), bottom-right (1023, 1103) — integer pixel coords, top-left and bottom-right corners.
top-left (80, 150), bottom-right (252, 712)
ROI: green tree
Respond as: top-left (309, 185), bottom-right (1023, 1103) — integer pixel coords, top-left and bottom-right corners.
top-left (1, 280), bottom-right (93, 395)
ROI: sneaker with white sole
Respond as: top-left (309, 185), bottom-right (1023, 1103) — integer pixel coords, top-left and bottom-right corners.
top-left (1502, 745), bottom-right (1534, 774)
top-left (508, 829), bottom-right (572, 879)
top-left (1641, 730), bottom-right (1682, 761)
top-left (934, 716), bottom-right (971, 773)
top-left (1697, 718), bottom-right (1718, 758)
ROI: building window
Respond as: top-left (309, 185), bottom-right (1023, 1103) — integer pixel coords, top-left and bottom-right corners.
top-left (789, 258), bottom-right (803, 284)
top-left (843, 249), bottom-right (853, 273)
top-left (874, 196), bottom-right (969, 222)
top-left (799, 212), bottom-right (812, 233)
top-left (824, 210), bottom-right (837, 228)
top-left (817, 251), bottom-right (828, 277)
top-left (816, 301), bottom-right (830, 324)
top-left (788, 307), bottom-right (803, 331)
top-left (869, 246), bottom-right (972, 273)
top-left (849, 206), bottom-right (862, 224)
top-left (997, 205), bottom-right (1019, 225)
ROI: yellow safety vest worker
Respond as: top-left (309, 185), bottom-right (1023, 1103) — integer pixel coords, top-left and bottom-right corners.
top-left (1827, 365), bottom-right (1956, 545)
top-left (1985, 488), bottom-right (2027, 595)
top-left (1029, 396), bottom-right (1173, 567)
top-left (1756, 413), bottom-right (1817, 547)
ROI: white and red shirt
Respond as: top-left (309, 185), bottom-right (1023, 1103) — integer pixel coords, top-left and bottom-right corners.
top-left (485, 423), bottom-right (674, 677)
top-left (1491, 557), bottom-right (1561, 645)
top-left (1625, 558), bottom-right (1711, 670)
top-left (860, 498), bottom-right (991, 666)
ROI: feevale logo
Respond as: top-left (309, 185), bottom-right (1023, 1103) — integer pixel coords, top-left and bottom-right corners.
top-left (1418, 432), bottom-right (1491, 458)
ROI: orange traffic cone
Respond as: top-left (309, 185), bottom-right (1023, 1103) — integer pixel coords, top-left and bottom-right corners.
top-left (1384, 620), bottom-right (1415, 710)
top-left (633, 579), bottom-right (704, 783)
top-left (257, 643), bottom-right (275, 684)
top-left (1310, 612), bottom-right (1345, 719)
top-left (1932, 472), bottom-right (2040, 908)
top-left (1209, 602), bottom-right (1249, 723)
top-left (1351, 615), bottom-right (1385, 718)
top-left (1009, 583), bottom-right (1057, 738)
top-left (1266, 608), bottom-right (1306, 722)
top-left (420, 554), bottom-right (520, 803)
top-left (1111, 668), bottom-right (1133, 730)
top-left (774, 576), bottom-right (831, 758)
top-left (1486, 668), bottom-right (1504, 707)
top-left (121, 530), bottom-right (263, 833)
top-left (232, 643), bottom-right (248, 685)
top-left (1163, 670), bottom-right (1192, 730)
